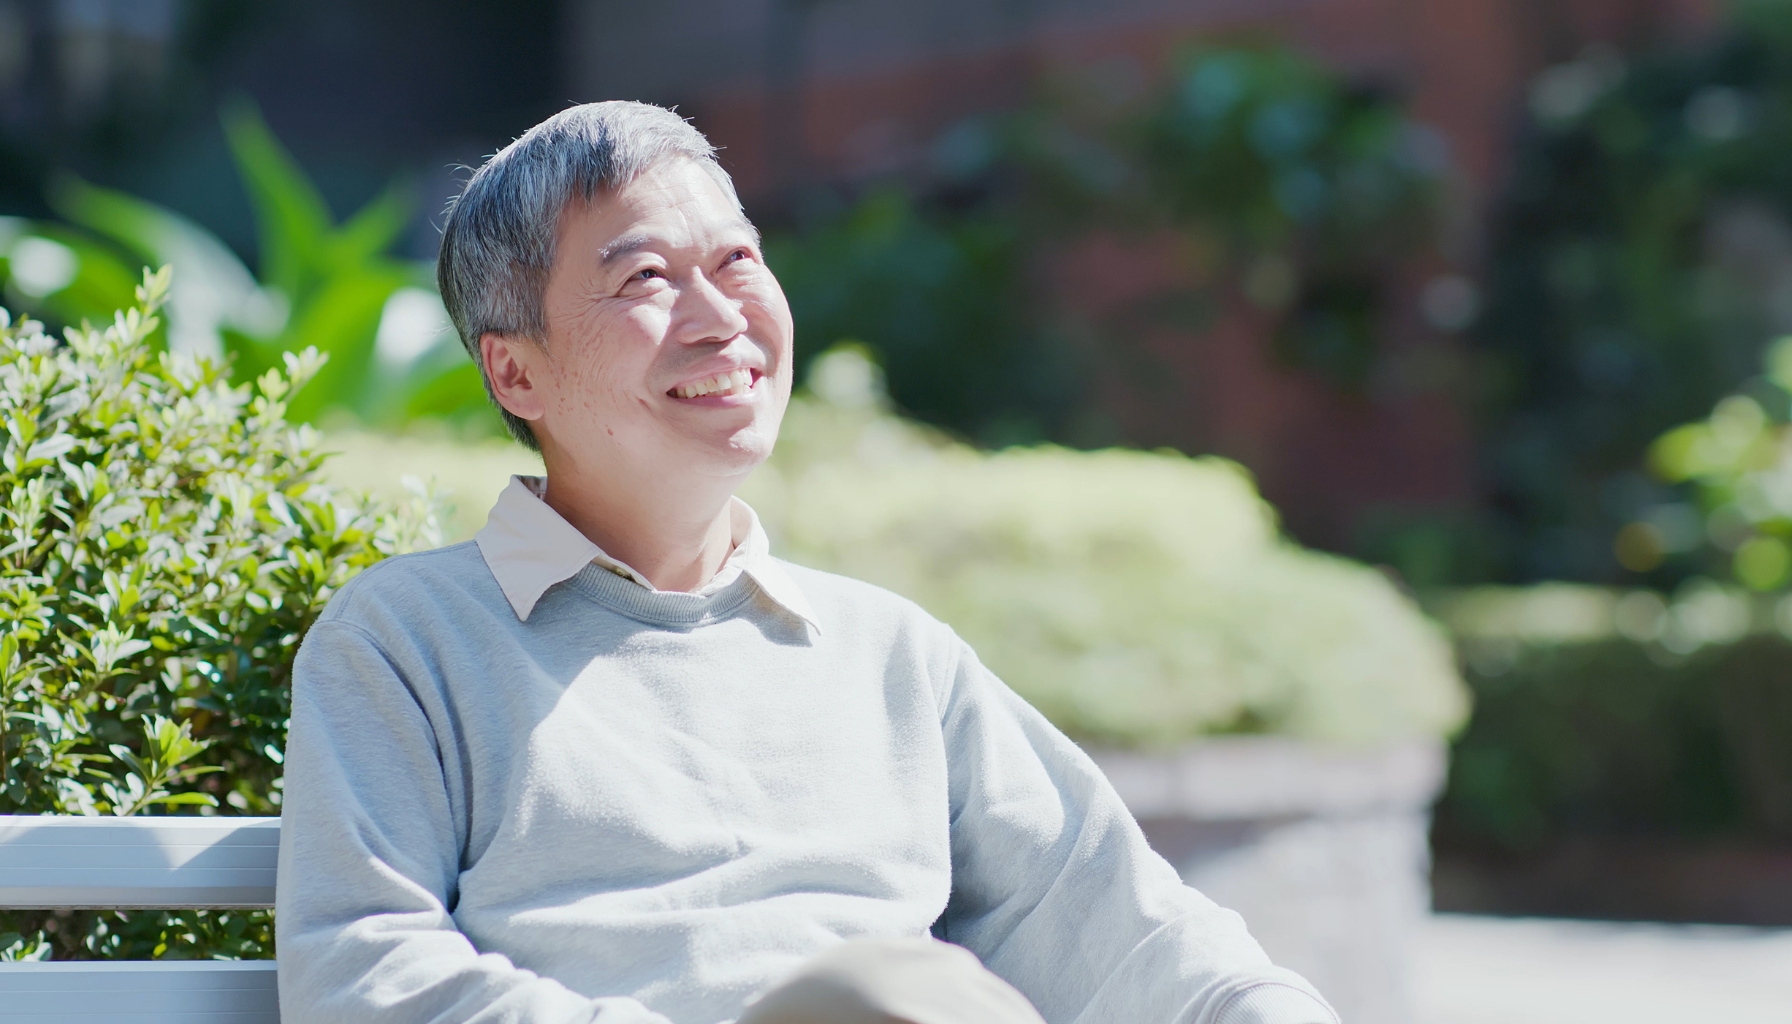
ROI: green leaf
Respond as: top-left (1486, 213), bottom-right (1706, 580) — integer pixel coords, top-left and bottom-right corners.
top-left (402, 361), bottom-right (490, 421)
top-left (49, 176), bottom-right (260, 316)
top-left (221, 97), bottom-right (333, 300)
top-left (3, 226), bottom-right (144, 331)
top-left (327, 179), bottom-right (417, 270)
top-left (276, 268), bottom-right (410, 423)
top-left (152, 791), bottom-right (219, 808)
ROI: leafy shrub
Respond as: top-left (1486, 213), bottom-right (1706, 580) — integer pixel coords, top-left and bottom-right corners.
top-left (1432, 623), bottom-right (1792, 924)
top-left (1436, 631), bottom-right (1792, 855)
top-left (742, 348), bottom-right (1469, 748)
top-left (1422, 582), bottom-right (1792, 925)
top-left (0, 271), bottom-right (434, 959)
top-left (1638, 334), bottom-right (1792, 590)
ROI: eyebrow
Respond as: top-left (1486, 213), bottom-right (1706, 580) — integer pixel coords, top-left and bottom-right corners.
top-left (596, 221), bottom-right (764, 267)
top-left (598, 234), bottom-right (654, 266)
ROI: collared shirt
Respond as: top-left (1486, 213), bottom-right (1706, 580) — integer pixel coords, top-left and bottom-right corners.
top-left (474, 475), bottom-right (819, 630)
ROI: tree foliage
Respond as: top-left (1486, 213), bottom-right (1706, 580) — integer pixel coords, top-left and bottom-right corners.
top-left (769, 44), bottom-right (1446, 451)
top-left (1478, 2), bottom-right (1792, 582)
top-left (1015, 44), bottom-right (1443, 386)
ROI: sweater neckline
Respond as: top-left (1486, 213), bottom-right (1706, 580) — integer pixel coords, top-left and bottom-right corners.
top-left (560, 561), bottom-right (759, 629)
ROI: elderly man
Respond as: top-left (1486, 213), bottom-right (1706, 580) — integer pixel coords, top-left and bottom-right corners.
top-left (275, 101), bottom-right (1336, 1024)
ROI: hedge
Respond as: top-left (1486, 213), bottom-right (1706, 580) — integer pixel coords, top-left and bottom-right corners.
top-left (1437, 622), bottom-right (1792, 855)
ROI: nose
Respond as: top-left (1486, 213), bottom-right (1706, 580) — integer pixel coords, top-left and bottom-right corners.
top-left (672, 267), bottom-right (750, 345)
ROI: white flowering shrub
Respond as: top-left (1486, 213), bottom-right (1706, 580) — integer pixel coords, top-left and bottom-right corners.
top-left (0, 269), bottom-right (435, 960)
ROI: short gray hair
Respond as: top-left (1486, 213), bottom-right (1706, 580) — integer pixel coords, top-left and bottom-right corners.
top-left (437, 101), bottom-right (745, 450)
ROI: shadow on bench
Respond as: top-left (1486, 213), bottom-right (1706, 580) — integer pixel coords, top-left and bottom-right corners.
top-left (0, 816), bottom-right (279, 1023)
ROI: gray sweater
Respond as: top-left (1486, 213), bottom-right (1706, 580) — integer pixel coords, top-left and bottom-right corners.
top-left (275, 541), bottom-right (1335, 1024)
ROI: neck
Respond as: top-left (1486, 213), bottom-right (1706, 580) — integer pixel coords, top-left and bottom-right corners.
top-left (538, 453), bottom-right (739, 593)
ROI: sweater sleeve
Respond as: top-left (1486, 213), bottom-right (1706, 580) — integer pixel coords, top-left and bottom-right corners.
top-left (932, 640), bottom-right (1338, 1024)
top-left (275, 620), bottom-right (671, 1024)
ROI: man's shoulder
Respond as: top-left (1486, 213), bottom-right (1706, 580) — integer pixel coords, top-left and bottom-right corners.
top-left (772, 560), bottom-right (954, 640)
top-left (774, 558), bottom-right (916, 608)
top-left (315, 541), bottom-right (507, 638)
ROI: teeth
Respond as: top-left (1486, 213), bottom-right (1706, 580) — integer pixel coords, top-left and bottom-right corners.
top-left (673, 369), bottom-right (755, 400)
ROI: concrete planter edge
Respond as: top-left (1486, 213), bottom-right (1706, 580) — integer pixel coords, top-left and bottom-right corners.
top-left (1087, 736), bottom-right (1449, 1024)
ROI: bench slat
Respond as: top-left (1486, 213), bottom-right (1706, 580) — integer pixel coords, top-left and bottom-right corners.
top-left (0, 961), bottom-right (278, 1020)
top-left (0, 816), bottom-right (279, 909)
top-left (0, 1018), bottom-right (276, 1023)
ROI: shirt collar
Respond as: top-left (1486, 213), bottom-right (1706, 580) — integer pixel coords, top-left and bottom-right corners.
top-left (474, 475), bottom-right (818, 631)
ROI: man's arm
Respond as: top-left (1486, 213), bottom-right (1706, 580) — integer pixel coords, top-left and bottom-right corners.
top-left (932, 639), bottom-right (1338, 1024)
top-left (276, 620), bottom-right (671, 1024)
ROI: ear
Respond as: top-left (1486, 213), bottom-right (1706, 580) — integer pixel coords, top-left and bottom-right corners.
top-left (481, 332), bottom-right (549, 425)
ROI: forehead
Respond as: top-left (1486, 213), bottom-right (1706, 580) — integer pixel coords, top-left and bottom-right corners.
top-left (559, 159), bottom-right (753, 254)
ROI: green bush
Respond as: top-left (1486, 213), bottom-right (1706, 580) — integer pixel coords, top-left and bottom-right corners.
top-left (743, 348), bottom-right (1469, 748)
top-left (1433, 582), bottom-right (1792, 855)
top-left (0, 271), bottom-right (434, 960)
top-left (1437, 632), bottom-right (1792, 855)
top-left (1642, 335), bottom-right (1792, 590)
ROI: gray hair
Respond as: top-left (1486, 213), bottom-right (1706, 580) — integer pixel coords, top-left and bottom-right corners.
top-left (437, 101), bottom-right (745, 450)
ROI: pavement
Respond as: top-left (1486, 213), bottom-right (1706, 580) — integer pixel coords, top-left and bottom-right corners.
top-left (1413, 914), bottom-right (1792, 1024)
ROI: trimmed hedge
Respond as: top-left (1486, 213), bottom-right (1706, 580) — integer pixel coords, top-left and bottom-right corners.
top-left (1436, 632), bottom-right (1792, 855)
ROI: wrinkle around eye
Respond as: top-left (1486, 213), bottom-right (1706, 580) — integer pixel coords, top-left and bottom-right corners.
top-left (617, 273), bottom-right (671, 299)
top-left (721, 253), bottom-right (767, 279)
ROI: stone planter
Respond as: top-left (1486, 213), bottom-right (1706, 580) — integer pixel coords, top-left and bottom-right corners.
top-left (1088, 738), bottom-right (1447, 1024)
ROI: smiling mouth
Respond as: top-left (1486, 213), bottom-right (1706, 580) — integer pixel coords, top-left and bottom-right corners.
top-left (670, 368), bottom-right (757, 400)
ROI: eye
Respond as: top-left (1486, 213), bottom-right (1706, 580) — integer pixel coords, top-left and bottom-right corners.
top-left (633, 267), bottom-right (664, 281)
top-left (723, 249), bottom-right (752, 266)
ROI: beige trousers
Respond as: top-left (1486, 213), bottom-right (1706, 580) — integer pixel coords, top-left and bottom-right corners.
top-left (736, 938), bottom-right (1048, 1024)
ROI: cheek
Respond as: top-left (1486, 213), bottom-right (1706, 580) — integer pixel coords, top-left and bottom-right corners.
top-left (553, 308), bottom-right (668, 409)
top-left (741, 282), bottom-right (794, 349)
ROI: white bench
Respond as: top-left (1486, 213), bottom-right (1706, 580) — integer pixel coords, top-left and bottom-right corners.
top-left (0, 816), bottom-right (280, 1022)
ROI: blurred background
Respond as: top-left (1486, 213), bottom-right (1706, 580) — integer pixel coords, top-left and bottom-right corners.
top-left (3, 0), bottom-right (1792, 1020)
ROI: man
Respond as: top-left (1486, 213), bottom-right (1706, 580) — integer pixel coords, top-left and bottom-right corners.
top-left (275, 101), bottom-right (1337, 1024)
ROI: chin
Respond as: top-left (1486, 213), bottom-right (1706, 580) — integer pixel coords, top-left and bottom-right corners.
top-left (720, 433), bottom-right (777, 470)
top-left (671, 423), bottom-right (773, 478)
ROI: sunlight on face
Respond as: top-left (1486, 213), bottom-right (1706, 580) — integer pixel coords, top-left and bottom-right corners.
top-left (533, 159), bottom-right (794, 486)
